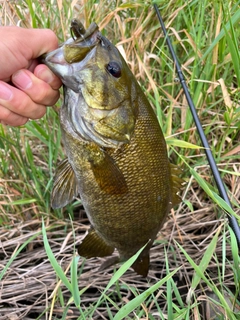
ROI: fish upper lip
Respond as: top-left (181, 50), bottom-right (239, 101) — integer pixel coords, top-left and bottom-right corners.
top-left (40, 37), bottom-right (73, 65)
top-left (42, 44), bottom-right (98, 92)
top-left (42, 25), bottom-right (100, 74)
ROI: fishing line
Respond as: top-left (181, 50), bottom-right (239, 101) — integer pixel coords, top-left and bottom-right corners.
top-left (153, 3), bottom-right (240, 249)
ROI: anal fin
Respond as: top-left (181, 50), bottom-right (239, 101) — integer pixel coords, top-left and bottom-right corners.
top-left (51, 158), bottom-right (78, 209)
top-left (78, 227), bottom-right (114, 258)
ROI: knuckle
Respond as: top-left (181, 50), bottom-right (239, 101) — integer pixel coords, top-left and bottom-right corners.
top-left (11, 94), bottom-right (46, 120)
top-left (12, 94), bottom-right (29, 114)
top-left (30, 106), bottom-right (46, 120)
top-left (0, 106), bottom-right (11, 120)
top-left (32, 83), bottom-right (60, 106)
top-left (0, 105), bottom-right (28, 126)
top-left (45, 29), bottom-right (59, 49)
top-left (32, 82), bottom-right (50, 103)
top-left (38, 88), bottom-right (60, 106)
top-left (12, 117), bottom-right (28, 126)
top-left (50, 90), bottom-right (60, 105)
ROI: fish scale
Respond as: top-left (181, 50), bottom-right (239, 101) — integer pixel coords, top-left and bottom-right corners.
top-left (43, 19), bottom-right (183, 276)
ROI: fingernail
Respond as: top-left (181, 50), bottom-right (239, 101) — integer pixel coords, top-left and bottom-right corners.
top-left (36, 68), bottom-right (54, 83)
top-left (0, 83), bottom-right (13, 100)
top-left (12, 70), bottom-right (32, 90)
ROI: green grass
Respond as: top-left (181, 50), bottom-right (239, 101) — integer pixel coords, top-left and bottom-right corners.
top-left (0, 0), bottom-right (240, 319)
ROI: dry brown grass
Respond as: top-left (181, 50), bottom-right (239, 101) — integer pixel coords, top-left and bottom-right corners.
top-left (1, 202), bottom-right (237, 319)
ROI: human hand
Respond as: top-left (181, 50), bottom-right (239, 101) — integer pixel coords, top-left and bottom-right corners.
top-left (0, 26), bottom-right (62, 126)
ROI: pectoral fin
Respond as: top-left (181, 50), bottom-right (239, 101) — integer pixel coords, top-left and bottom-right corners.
top-left (91, 151), bottom-right (128, 195)
top-left (78, 227), bottom-right (114, 258)
top-left (51, 158), bottom-right (78, 209)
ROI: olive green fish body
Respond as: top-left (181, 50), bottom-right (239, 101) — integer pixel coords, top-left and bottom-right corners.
top-left (63, 86), bottom-right (171, 255)
top-left (43, 20), bottom-right (182, 276)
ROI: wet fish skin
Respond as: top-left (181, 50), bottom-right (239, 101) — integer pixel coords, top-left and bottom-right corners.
top-left (43, 19), bottom-right (183, 276)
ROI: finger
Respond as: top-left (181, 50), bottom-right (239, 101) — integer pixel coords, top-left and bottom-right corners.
top-left (3, 27), bottom-right (59, 57)
top-left (0, 104), bottom-right (28, 126)
top-left (34, 64), bottom-right (62, 90)
top-left (11, 69), bottom-right (60, 106)
top-left (18, 28), bottom-right (59, 57)
top-left (0, 81), bottom-right (47, 119)
top-left (28, 29), bottom-right (59, 56)
top-left (0, 27), bottom-right (59, 82)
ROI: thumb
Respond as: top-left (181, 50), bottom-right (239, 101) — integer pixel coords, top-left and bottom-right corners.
top-left (0, 26), bottom-right (59, 82)
top-left (20, 28), bottom-right (59, 58)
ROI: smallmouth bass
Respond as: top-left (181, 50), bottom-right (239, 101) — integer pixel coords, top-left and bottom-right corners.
top-left (43, 19), bottom-right (183, 276)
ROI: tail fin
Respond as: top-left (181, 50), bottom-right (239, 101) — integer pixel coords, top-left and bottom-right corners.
top-left (131, 253), bottom-right (150, 277)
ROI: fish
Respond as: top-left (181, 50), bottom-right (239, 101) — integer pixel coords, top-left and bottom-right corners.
top-left (43, 19), bottom-right (183, 277)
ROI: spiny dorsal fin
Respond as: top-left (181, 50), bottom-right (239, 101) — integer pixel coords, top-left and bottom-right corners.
top-left (90, 151), bottom-right (128, 195)
top-left (51, 158), bottom-right (78, 209)
top-left (169, 163), bottom-right (185, 207)
top-left (78, 227), bottom-right (114, 258)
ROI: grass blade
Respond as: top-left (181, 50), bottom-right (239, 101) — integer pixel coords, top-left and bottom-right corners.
top-left (42, 219), bottom-right (72, 293)
top-left (113, 267), bottom-right (181, 320)
top-left (70, 255), bottom-right (81, 308)
top-left (0, 231), bottom-right (42, 281)
top-left (176, 242), bottom-right (238, 320)
top-left (187, 226), bottom-right (221, 302)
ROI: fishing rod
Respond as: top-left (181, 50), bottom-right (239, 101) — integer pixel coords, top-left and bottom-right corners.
top-left (153, 3), bottom-right (240, 249)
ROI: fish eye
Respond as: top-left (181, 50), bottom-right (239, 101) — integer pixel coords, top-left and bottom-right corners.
top-left (106, 61), bottom-right (121, 78)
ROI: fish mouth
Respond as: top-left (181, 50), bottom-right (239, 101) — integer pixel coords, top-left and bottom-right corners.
top-left (41, 48), bottom-right (68, 74)
top-left (41, 22), bottom-right (100, 89)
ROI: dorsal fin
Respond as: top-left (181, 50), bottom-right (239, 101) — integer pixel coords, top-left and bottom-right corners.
top-left (169, 163), bottom-right (185, 207)
top-left (51, 158), bottom-right (78, 209)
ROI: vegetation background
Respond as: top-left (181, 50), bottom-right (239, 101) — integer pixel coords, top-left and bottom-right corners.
top-left (0, 0), bottom-right (239, 319)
